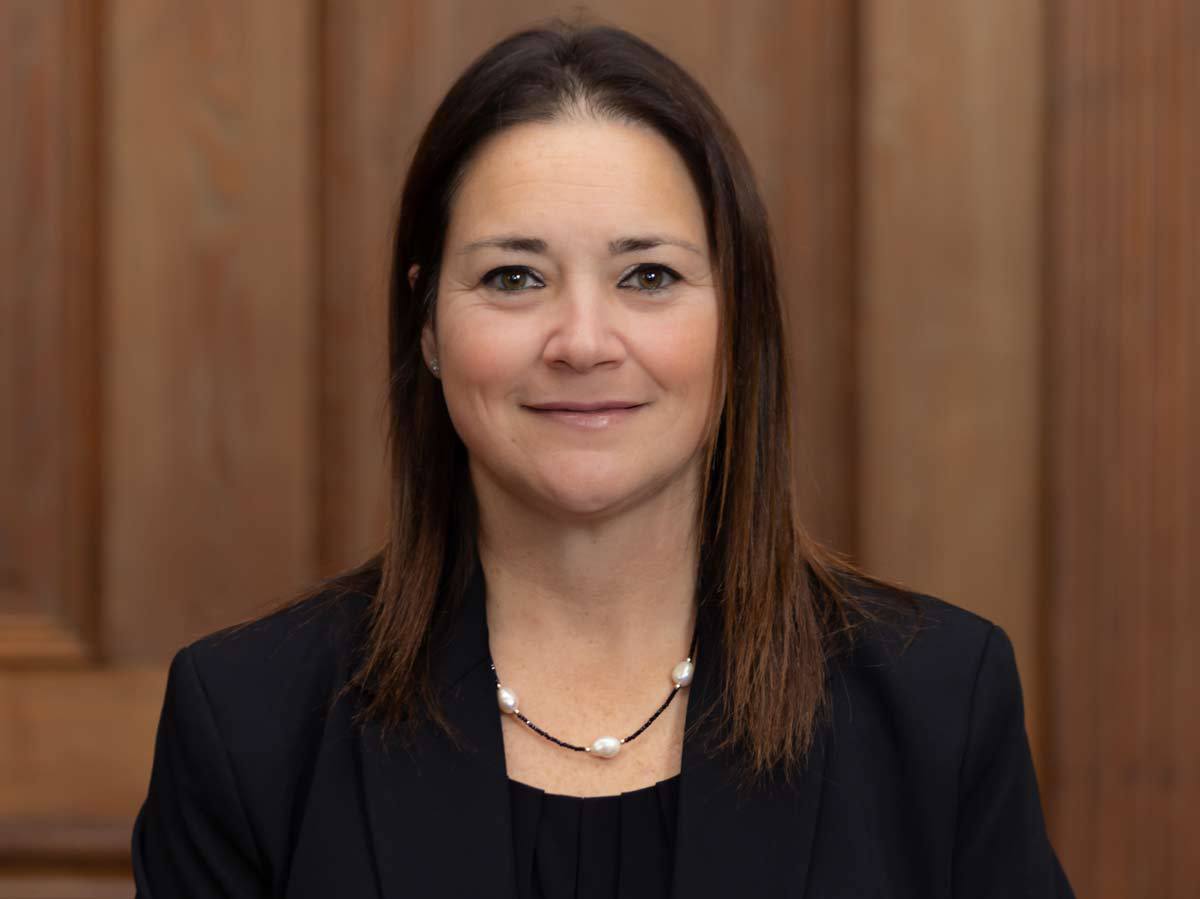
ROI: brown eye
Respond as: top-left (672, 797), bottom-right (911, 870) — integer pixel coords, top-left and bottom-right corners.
top-left (482, 266), bottom-right (544, 292)
top-left (622, 264), bottom-right (680, 293)
top-left (501, 270), bottom-right (529, 290)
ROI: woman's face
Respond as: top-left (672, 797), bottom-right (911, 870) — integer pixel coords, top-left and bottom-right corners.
top-left (419, 118), bottom-right (720, 523)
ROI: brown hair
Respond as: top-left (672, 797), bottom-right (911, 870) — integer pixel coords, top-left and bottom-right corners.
top-left (289, 16), bottom-right (920, 788)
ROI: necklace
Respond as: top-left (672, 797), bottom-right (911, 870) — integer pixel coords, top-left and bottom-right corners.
top-left (488, 624), bottom-right (699, 760)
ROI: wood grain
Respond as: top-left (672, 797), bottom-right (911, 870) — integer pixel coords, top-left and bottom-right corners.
top-left (0, 0), bottom-right (100, 663)
top-left (857, 0), bottom-right (1047, 758)
top-left (102, 0), bottom-right (321, 660)
top-left (1045, 0), bottom-right (1199, 893)
top-left (0, 876), bottom-right (133, 899)
top-left (0, 668), bottom-right (163, 825)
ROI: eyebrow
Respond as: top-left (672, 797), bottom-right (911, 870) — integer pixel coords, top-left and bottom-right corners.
top-left (457, 234), bottom-right (706, 258)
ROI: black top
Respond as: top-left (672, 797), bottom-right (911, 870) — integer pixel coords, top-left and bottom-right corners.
top-left (508, 773), bottom-right (680, 899)
top-left (131, 556), bottom-right (1074, 897)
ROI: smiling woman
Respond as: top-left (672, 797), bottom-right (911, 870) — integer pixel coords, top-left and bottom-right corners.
top-left (131, 16), bottom-right (1073, 899)
top-left (417, 117), bottom-right (720, 526)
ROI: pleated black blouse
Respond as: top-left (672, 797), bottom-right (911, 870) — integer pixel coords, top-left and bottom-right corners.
top-left (508, 773), bottom-right (681, 899)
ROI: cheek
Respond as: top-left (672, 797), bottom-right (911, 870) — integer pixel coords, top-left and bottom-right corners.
top-left (647, 308), bottom-right (719, 399)
top-left (442, 311), bottom-right (529, 391)
top-left (437, 311), bottom-right (535, 455)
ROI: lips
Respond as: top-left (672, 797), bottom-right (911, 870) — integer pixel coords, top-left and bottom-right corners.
top-left (526, 402), bottom-right (644, 412)
top-left (524, 402), bottom-right (646, 430)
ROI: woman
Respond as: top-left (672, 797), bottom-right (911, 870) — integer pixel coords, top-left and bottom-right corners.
top-left (132, 19), bottom-right (1074, 899)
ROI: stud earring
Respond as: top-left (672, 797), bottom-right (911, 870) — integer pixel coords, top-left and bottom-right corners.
top-left (429, 358), bottom-right (440, 376)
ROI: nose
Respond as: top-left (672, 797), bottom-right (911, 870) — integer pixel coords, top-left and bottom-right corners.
top-left (542, 275), bottom-right (626, 373)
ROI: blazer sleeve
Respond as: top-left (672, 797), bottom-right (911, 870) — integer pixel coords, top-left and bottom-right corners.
top-left (132, 645), bottom-right (270, 898)
top-left (952, 624), bottom-right (1075, 897)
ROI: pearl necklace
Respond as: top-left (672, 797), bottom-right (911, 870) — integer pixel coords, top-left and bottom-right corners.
top-left (489, 625), bottom-right (699, 760)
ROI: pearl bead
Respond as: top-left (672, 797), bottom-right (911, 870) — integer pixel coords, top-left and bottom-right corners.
top-left (671, 659), bottom-right (695, 686)
top-left (497, 686), bottom-right (519, 714)
top-left (590, 736), bottom-right (621, 758)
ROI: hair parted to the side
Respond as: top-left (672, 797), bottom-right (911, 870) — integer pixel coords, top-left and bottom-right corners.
top-left (278, 15), bottom-right (923, 790)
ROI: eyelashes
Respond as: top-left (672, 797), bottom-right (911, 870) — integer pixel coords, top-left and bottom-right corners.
top-left (478, 263), bottom-right (682, 295)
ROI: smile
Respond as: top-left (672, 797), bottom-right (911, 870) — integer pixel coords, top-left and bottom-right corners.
top-left (525, 405), bottom-right (645, 430)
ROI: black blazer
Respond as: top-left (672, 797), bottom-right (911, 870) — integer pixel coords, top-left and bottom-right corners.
top-left (132, 558), bottom-right (1074, 898)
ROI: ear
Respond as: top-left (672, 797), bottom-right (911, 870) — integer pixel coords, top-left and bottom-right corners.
top-left (411, 263), bottom-right (440, 375)
top-left (420, 316), bottom-right (438, 376)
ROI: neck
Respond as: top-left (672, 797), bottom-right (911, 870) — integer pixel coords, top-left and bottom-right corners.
top-left (475, 475), bottom-right (702, 680)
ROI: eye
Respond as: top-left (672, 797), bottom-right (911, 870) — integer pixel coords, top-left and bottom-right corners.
top-left (480, 266), bottom-right (545, 292)
top-left (620, 263), bottom-right (681, 293)
top-left (478, 263), bottom-right (682, 295)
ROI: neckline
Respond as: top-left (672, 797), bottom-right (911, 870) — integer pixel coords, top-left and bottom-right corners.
top-left (507, 771), bottom-right (681, 801)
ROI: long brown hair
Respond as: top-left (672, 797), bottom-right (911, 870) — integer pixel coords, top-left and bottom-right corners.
top-left (289, 16), bottom-right (921, 788)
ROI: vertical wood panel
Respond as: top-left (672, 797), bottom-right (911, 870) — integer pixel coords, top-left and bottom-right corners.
top-left (1045, 0), bottom-right (1199, 894)
top-left (321, 0), bottom-right (423, 574)
top-left (103, 0), bottom-right (320, 660)
top-left (0, 0), bottom-right (100, 662)
top-left (857, 0), bottom-right (1046, 756)
top-left (0, 4), bottom-right (141, 891)
top-left (707, 0), bottom-right (859, 551)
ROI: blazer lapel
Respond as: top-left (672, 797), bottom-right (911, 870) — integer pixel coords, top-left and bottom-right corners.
top-left (669, 591), bottom-right (829, 898)
top-left (357, 556), bottom-right (516, 898)
top-left (357, 555), bottom-right (828, 899)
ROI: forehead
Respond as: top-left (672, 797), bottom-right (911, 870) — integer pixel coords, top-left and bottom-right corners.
top-left (446, 119), bottom-right (706, 243)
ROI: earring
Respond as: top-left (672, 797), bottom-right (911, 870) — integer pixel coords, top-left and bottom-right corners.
top-left (429, 358), bottom-right (440, 376)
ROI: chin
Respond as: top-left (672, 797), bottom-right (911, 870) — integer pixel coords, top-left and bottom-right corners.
top-left (540, 487), bottom-right (632, 518)
top-left (535, 474), bottom-right (646, 519)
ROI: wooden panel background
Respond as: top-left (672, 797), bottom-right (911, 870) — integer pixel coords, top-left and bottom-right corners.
top-left (1044, 1), bottom-right (1199, 895)
top-left (0, 0), bottom-right (99, 666)
top-left (1, 0), bottom-right (1196, 894)
top-left (103, 0), bottom-right (320, 660)
top-left (857, 0), bottom-right (1047, 757)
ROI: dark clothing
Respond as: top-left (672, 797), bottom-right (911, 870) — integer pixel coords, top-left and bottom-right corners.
top-left (131, 556), bottom-right (1074, 897)
top-left (509, 773), bottom-right (679, 898)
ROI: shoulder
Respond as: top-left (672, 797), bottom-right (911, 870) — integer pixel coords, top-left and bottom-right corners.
top-left (182, 584), bottom-right (371, 700)
top-left (813, 578), bottom-right (1069, 892)
top-left (137, 587), bottom-right (374, 890)
top-left (163, 584), bottom-right (373, 784)
top-left (825, 574), bottom-right (1026, 774)
top-left (834, 575), bottom-right (1004, 694)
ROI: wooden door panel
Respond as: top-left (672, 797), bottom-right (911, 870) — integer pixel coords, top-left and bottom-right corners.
top-left (2, 2), bottom-right (317, 895)
top-left (1044, 1), bottom-right (1200, 893)
top-left (101, 0), bottom-right (320, 663)
top-left (0, 0), bottom-right (99, 669)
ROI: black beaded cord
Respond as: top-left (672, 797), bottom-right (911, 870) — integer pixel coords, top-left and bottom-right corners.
top-left (488, 622), bottom-right (700, 753)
